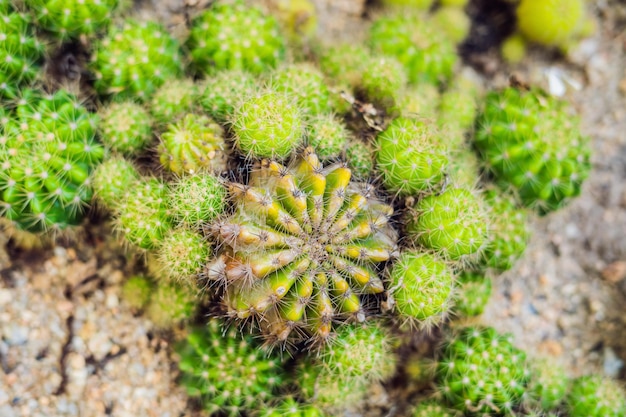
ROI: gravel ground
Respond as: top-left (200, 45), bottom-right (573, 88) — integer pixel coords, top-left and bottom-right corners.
top-left (1, 1), bottom-right (626, 416)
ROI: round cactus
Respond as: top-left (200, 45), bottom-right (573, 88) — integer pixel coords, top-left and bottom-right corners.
top-left (198, 70), bottom-right (257, 123)
top-left (187, 2), bottom-right (285, 75)
top-left (482, 190), bottom-right (530, 271)
top-left (26, 0), bottom-right (118, 39)
top-left (412, 401), bottom-right (454, 417)
top-left (98, 101), bottom-right (153, 156)
top-left (501, 34), bottom-right (527, 64)
top-left (149, 79), bottom-right (198, 126)
top-left (516, 0), bottom-right (584, 47)
top-left (233, 92), bottom-right (303, 159)
top-left (438, 81), bottom-right (478, 141)
top-left (0, 1), bottom-right (43, 98)
top-left (146, 280), bottom-right (198, 328)
top-left (158, 114), bottom-right (228, 175)
top-left (399, 83), bottom-right (441, 120)
top-left (527, 359), bottom-right (569, 412)
top-left (121, 275), bottom-right (153, 309)
top-left (436, 326), bottom-right (530, 415)
top-left (475, 87), bottom-right (591, 213)
top-left (406, 185), bottom-right (488, 260)
top-left (375, 117), bottom-right (448, 196)
top-left (440, 0), bottom-right (469, 6)
top-left (91, 156), bottom-right (140, 211)
top-left (177, 319), bottom-right (283, 416)
top-left (369, 13), bottom-right (457, 85)
top-left (116, 178), bottom-right (172, 250)
top-left (91, 20), bottom-right (183, 101)
top-left (344, 139), bottom-right (374, 180)
top-left (306, 114), bottom-right (348, 160)
top-left (432, 6), bottom-right (471, 44)
top-left (567, 375), bottom-right (626, 417)
top-left (272, 0), bottom-right (317, 42)
top-left (271, 64), bottom-right (331, 116)
top-left (167, 173), bottom-right (226, 229)
top-left (360, 55), bottom-right (408, 110)
top-left (0, 89), bottom-right (104, 232)
top-left (258, 396), bottom-right (325, 417)
top-left (388, 251), bottom-right (454, 325)
top-left (206, 147), bottom-right (398, 345)
top-left (453, 271), bottom-right (491, 317)
top-left (153, 227), bottom-right (210, 285)
top-left (381, 0), bottom-right (434, 8)
top-left (318, 43), bottom-right (371, 89)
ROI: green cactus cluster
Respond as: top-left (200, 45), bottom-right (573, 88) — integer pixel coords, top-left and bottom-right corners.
top-left (26, 0), bottom-right (118, 39)
top-left (567, 375), bottom-right (626, 417)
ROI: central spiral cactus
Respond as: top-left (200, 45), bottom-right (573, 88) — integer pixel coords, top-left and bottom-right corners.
top-left (207, 147), bottom-right (398, 345)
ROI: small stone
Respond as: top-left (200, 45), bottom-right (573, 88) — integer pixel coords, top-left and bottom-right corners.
top-left (2, 324), bottom-right (29, 346)
top-left (601, 261), bottom-right (626, 283)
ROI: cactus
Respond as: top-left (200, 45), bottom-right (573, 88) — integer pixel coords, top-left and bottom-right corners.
top-left (152, 227), bottom-right (210, 285)
top-left (440, 0), bottom-right (469, 6)
top-left (146, 280), bottom-right (198, 328)
top-left (369, 13), bottom-right (457, 85)
top-left (167, 173), bottom-right (226, 229)
top-left (482, 190), bottom-right (530, 271)
top-left (527, 359), bottom-right (568, 411)
top-left (206, 147), bottom-right (398, 345)
top-left (501, 34), bottom-right (527, 64)
top-left (399, 84), bottom-right (441, 120)
top-left (98, 101), bottom-right (153, 156)
top-left (412, 401), bottom-right (454, 417)
top-left (0, 1), bottom-right (43, 98)
top-left (198, 70), bottom-right (257, 123)
top-left (475, 87), bottom-right (591, 213)
top-left (388, 251), bottom-right (454, 325)
top-left (258, 397), bottom-right (325, 417)
top-left (26, 0), bottom-right (118, 39)
top-left (381, 0), bottom-right (434, 9)
top-left (516, 0), bottom-right (584, 47)
top-left (177, 319), bottom-right (283, 416)
top-left (271, 0), bottom-right (317, 42)
top-left (0, 89), bottom-right (104, 232)
top-left (438, 80), bottom-right (478, 142)
top-left (271, 64), bottom-right (331, 116)
top-left (567, 375), bottom-right (626, 417)
top-left (453, 271), bottom-right (491, 317)
top-left (360, 55), bottom-right (408, 111)
top-left (406, 185), bottom-right (488, 260)
top-left (91, 156), bottom-right (140, 211)
top-left (91, 20), bottom-right (183, 101)
top-left (306, 114), bottom-right (348, 160)
top-left (232, 92), bottom-right (303, 159)
top-left (158, 114), bottom-right (228, 175)
top-left (149, 79), bottom-right (198, 126)
top-left (375, 117), bottom-right (448, 196)
top-left (187, 2), bottom-right (285, 75)
top-left (432, 7), bottom-right (471, 44)
top-left (436, 326), bottom-right (530, 415)
top-left (121, 275), bottom-right (153, 309)
top-left (318, 43), bottom-right (371, 90)
top-left (344, 139), bottom-right (374, 180)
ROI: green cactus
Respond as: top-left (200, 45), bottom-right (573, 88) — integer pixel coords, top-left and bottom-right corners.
top-left (475, 87), bottom-right (591, 213)
top-left (121, 275), bottom-right (153, 309)
top-left (388, 251), bottom-right (454, 325)
top-left (375, 117), bottom-right (448, 196)
top-left (152, 227), bottom-right (210, 285)
top-left (0, 1), bottom-right (43, 98)
top-left (149, 79), bottom-right (198, 126)
top-left (167, 173), bottom-right (226, 229)
top-left (306, 114), bottom-right (348, 160)
top-left (399, 83), bottom-right (441, 120)
top-left (187, 2), bottom-right (285, 75)
top-left (177, 319), bottom-right (283, 416)
top-left (381, 0), bottom-right (434, 9)
top-left (344, 138), bottom-right (374, 180)
top-left (406, 185), bottom-right (488, 260)
top-left (432, 6), bottom-right (471, 44)
top-left (158, 114), bottom-right (228, 175)
top-left (516, 0), bottom-right (584, 47)
top-left (146, 280), bottom-right (198, 328)
top-left (232, 92), bottom-right (303, 159)
top-left (527, 359), bottom-right (569, 411)
top-left (412, 400), bottom-right (455, 417)
top-left (26, 0), bottom-right (118, 39)
top-left (318, 43), bottom-right (371, 90)
top-left (436, 326), bottom-right (530, 415)
top-left (258, 397), bottom-right (325, 417)
top-left (91, 20), bottom-right (183, 101)
top-left (206, 147), bottom-right (398, 344)
top-left (198, 70), bottom-right (257, 123)
top-left (440, 0), bottom-right (469, 6)
top-left (453, 271), bottom-right (491, 317)
top-left (91, 156), bottom-right (140, 211)
top-left (369, 13), bottom-right (457, 85)
top-left (0, 89), bottom-right (104, 232)
top-left (360, 55), bottom-right (408, 111)
top-left (98, 101), bottom-right (153, 156)
top-left (438, 80), bottom-right (479, 142)
top-left (567, 375), bottom-right (626, 417)
top-left (271, 64), bottom-right (331, 116)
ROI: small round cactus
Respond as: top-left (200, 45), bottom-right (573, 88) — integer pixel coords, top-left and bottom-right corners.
top-left (153, 227), bottom-right (210, 285)
top-left (360, 55), bottom-right (408, 110)
top-left (406, 185), bottom-right (488, 260)
top-left (91, 156), bottom-right (140, 211)
top-left (121, 275), bottom-right (153, 309)
top-left (0, 89), bottom-right (104, 232)
top-left (198, 70), bottom-right (257, 123)
top-left (271, 64), bottom-right (331, 116)
top-left (399, 84), bottom-right (441, 120)
top-left (318, 43), bottom-right (371, 89)
top-left (436, 326), bottom-right (530, 415)
top-left (149, 79), bottom-right (198, 126)
top-left (232, 92), bottom-right (303, 159)
top-left (158, 114), bottom-right (228, 175)
top-left (453, 271), bottom-right (491, 317)
top-left (344, 139), bottom-right (374, 180)
top-left (306, 114), bottom-right (348, 160)
top-left (258, 397), bottom-right (325, 417)
top-left (432, 6), bottom-right (471, 44)
top-left (206, 147), bottom-right (398, 345)
top-left (501, 34), bottom-right (527, 64)
top-left (0, 1), bottom-right (43, 98)
top-left (375, 117), bottom-right (448, 196)
top-left (26, 0), bottom-right (118, 39)
top-left (567, 375), bottom-right (626, 417)
top-left (388, 251), bottom-right (454, 325)
top-left (412, 401), bottom-right (454, 417)
top-left (475, 87), bottom-right (591, 213)
top-left (381, 0), bottom-right (434, 9)
top-left (527, 359), bottom-right (569, 411)
top-left (516, 0), bottom-right (584, 47)
top-left (177, 319), bottom-right (283, 416)
top-left (146, 280), bottom-right (198, 328)
top-left (167, 173), bottom-right (226, 229)
top-left (91, 20), bottom-right (183, 101)
top-left (98, 101), bottom-right (153, 156)
top-left (369, 13), bottom-right (457, 85)
top-left (187, 2), bottom-right (285, 75)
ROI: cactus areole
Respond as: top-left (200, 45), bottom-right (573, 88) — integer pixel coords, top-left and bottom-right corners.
top-left (206, 147), bottom-right (398, 345)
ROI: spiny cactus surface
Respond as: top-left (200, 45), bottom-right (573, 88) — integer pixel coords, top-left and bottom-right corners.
top-left (567, 375), bottom-right (626, 417)
top-left (98, 101), bottom-right (153, 156)
top-left (26, 0), bottom-right (118, 38)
